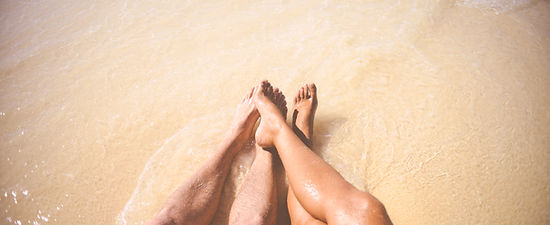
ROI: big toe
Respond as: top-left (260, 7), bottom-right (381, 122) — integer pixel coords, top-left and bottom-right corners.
top-left (308, 83), bottom-right (317, 99)
top-left (256, 80), bottom-right (269, 95)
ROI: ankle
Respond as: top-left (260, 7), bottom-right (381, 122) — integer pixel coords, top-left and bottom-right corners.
top-left (231, 119), bottom-right (253, 134)
top-left (230, 120), bottom-right (255, 137)
top-left (272, 121), bottom-right (291, 146)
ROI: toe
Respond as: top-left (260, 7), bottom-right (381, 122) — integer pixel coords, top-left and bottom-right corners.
top-left (308, 83), bottom-right (317, 98)
top-left (267, 85), bottom-right (273, 97)
top-left (255, 83), bottom-right (263, 97)
top-left (308, 83), bottom-right (317, 104)
top-left (258, 82), bottom-right (266, 94)
top-left (244, 87), bottom-right (254, 101)
top-left (273, 88), bottom-right (279, 101)
top-left (281, 99), bottom-right (288, 114)
top-left (248, 87), bottom-right (255, 99)
top-left (261, 80), bottom-right (271, 92)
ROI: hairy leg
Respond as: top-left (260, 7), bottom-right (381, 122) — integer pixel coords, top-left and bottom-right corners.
top-left (148, 87), bottom-right (259, 225)
top-left (229, 87), bottom-right (287, 225)
top-left (287, 83), bottom-right (326, 225)
top-left (228, 145), bottom-right (278, 225)
top-left (254, 81), bottom-right (392, 225)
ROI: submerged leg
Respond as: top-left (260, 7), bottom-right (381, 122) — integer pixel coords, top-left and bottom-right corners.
top-left (287, 83), bottom-right (326, 225)
top-left (229, 86), bottom-right (287, 225)
top-left (254, 81), bottom-right (392, 225)
top-left (148, 87), bottom-right (259, 225)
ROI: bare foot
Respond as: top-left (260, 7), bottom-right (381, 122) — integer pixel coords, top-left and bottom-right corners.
top-left (254, 80), bottom-right (288, 149)
top-left (286, 83), bottom-right (321, 225)
top-left (292, 83), bottom-right (317, 147)
top-left (230, 86), bottom-right (260, 141)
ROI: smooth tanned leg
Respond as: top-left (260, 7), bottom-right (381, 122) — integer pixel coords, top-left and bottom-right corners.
top-left (287, 83), bottom-right (326, 225)
top-left (254, 81), bottom-right (392, 225)
top-left (229, 87), bottom-right (287, 225)
top-left (288, 189), bottom-right (326, 225)
top-left (148, 87), bottom-right (259, 225)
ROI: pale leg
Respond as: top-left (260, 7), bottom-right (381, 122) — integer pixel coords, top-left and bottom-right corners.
top-left (148, 88), bottom-right (259, 225)
top-left (228, 145), bottom-right (278, 225)
top-left (229, 86), bottom-right (287, 225)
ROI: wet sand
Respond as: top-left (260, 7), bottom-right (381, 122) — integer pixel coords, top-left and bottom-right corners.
top-left (1, 0), bottom-right (549, 224)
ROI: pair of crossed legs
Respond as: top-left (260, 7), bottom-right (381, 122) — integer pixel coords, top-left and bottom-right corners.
top-left (148, 81), bottom-right (392, 225)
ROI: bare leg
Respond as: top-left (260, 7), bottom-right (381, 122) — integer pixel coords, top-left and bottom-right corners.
top-left (148, 87), bottom-right (259, 225)
top-left (229, 87), bottom-right (287, 225)
top-left (288, 189), bottom-right (325, 225)
top-left (254, 81), bottom-right (392, 225)
top-left (228, 145), bottom-right (277, 225)
top-left (287, 84), bottom-right (326, 225)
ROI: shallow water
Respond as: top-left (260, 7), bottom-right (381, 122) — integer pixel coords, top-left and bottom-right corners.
top-left (1, 0), bottom-right (549, 224)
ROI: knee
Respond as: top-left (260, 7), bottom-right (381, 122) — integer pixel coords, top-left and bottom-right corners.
top-left (354, 193), bottom-right (391, 224)
top-left (356, 192), bottom-right (386, 212)
top-left (332, 192), bottom-right (391, 225)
